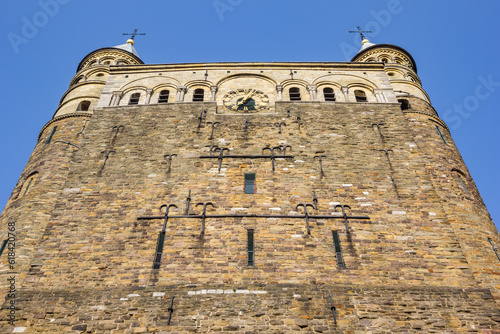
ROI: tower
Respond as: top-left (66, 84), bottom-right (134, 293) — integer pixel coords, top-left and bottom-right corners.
top-left (1, 38), bottom-right (499, 333)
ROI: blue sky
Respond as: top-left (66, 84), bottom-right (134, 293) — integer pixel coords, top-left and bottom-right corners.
top-left (1, 1), bottom-right (499, 229)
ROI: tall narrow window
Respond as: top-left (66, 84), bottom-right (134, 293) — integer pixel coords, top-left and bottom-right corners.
top-left (458, 175), bottom-right (469, 196)
top-left (332, 231), bottom-right (345, 267)
top-left (244, 174), bottom-right (256, 194)
top-left (77, 101), bottom-right (91, 111)
top-left (158, 90), bottom-right (169, 103)
top-left (323, 88), bottom-right (336, 101)
top-left (247, 229), bottom-right (255, 266)
top-left (193, 88), bottom-right (205, 102)
top-left (129, 93), bottom-right (140, 105)
top-left (435, 125), bottom-right (448, 144)
top-left (21, 173), bottom-right (38, 197)
top-left (0, 239), bottom-right (7, 258)
top-left (289, 87), bottom-right (301, 101)
top-left (153, 231), bottom-right (166, 269)
top-left (398, 99), bottom-right (411, 110)
top-left (46, 126), bottom-right (57, 144)
top-left (354, 90), bottom-right (367, 102)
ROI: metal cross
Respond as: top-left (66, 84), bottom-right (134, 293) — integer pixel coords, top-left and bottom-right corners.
top-left (296, 203), bottom-right (316, 235)
top-left (275, 122), bottom-right (286, 134)
top-left (213, 147), bottom-right (230, 172)
top-left (314, 155), bottom-right (327, 174)
top-left (335, 204), bottom-right (352, 234)
top-left (262, 146), bottom-right (283, 171)
top-left (349, 26), bottom-right (372, 41)
top-left (112, 125), bottom-right (125, 139)
top-left (207, 121), bottom-right (220, 139)
top-left (122, 29), bottom-right (146, 41)
top-left (100, 150), bottom-right (115, 167)
top-left (195, 202), bottom-right (216, 235)
top-left (164, 154), bottom-right (177, 172)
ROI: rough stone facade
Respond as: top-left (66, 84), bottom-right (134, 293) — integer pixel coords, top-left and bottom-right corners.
top-left (0, 40), bottom-right (499, 333)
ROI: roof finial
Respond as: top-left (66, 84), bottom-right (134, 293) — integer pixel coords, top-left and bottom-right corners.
top-left (349, 26), bottom-right (372, 44)
top-left (123, 29), bottom-right (146, 45)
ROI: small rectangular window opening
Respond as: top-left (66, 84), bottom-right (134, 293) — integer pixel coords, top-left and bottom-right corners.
top-left (46, 126), bottom-right (57, 144)
top-left (0, 239), bottom-right (7, 258)
top-left (436, 125), bottom-right (448, 144)
top-left (247, 229), bottom-right (255, 266)
top-left (153, 231), bottom-right (166, 269)
top-left (332, 231), bottom-right (345, 267)
top-left (244, 173), bottom-right (256, 194)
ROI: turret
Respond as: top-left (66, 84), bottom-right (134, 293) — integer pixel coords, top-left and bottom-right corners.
top-left (53, 39), bottom-right (143, 118)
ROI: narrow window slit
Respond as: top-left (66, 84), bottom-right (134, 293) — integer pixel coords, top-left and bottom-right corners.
top-left (46, 126), bottom-right (57, 144)
top-left (153, 231), bottom-right (166, 269)
top-left (0, 239), bottom-right (7, 258)
top-left (247, 229), bottom-right (255, 266)
top-left (332, 231), bottom-right (345, 267)
top-left (436, 125), bottom-right (448, 144)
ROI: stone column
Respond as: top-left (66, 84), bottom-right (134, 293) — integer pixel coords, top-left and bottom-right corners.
top-left (276, 85), bottom-right (283, 101)
top-left (177, 86), bottom-right (187, 102)
top-left (145, 89), bottom-right (153, 104)
top-left (110, 91), bottom-right (123, 106)
top-left (341, 86), bottom-right (349, 102)
top-left (307, 85), bottom-right (318, 101)
top-left (210, 86), bottom-right (218, 101)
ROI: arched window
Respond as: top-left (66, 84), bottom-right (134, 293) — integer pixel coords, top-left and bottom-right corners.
top-left (398, 99), bottom-right (411, 110)
top-left (129, 93), bottom-right (140, 105)
top-left (76, 101), bottom-right (91, 112)
top-left (354, 90), bottom-right (367, 102)
top-left (323, 88), bottom-right (336, 102)
top-left (74, 77), bottom-right (83, 85)
top-left (193, 88), bottom-right (204, 102)
top-left (289, 87), bottom-right (301, 101)
top-left (158, 90), bottom-right (169, 103)
top-left (452, 170), bottom-right (470, 196)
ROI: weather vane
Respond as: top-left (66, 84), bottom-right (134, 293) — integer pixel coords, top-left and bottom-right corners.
top-left (349, 26), bottom-right (372, 40)
top-left (123, 29), bottom-right (146, 41)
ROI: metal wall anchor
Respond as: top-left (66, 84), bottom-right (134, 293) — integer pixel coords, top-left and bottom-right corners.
top-left (287, 108), bottom-right (290, 117)
top-left (198, 112), bottom-right (203, 127)
top-left (296, 112), bottom-right (301, 129)
top-left (164, 154), bottom-right (177, 172)
top-left (100, 150), bottom-right (115, 167)
top-left (244, 119), bottom-right (249, 130)
top-left (213, 147), bottom-right (230, 172)
top-left (207, 121), bottom-right (220, 139)
top-left (379, 149), bottom-right (394, 165)
top-left (205, 145), bottom-right (219, 156)
top-left (279, 145), bottom-right (292, 155)
top-left (372, 123), bottom-right (384, 138)
top-left (195, 202), bottom-right (216, 235)
top-left (76, 119), bottom-right (88, 137)
top-left (313, 191), bottom-right (318, 210)
top-left (329, 294), bottom-right (337, 324)
top-left (112, 125), bottom-right (125, 139)
top-left (296, 203), bottom-right (315, 234)
top-left (335, 204), bottom-right (352, 234)
top-left (275, 122), bottom-right (286, 134)
top-left (185, 190), bottom-right (192, 215)
top-left (314, 155), bottom-right (326, 174)
top-left (54, 140), bottom-right (79, 150)
top-left (262, 146), bottom-right (283, 171)
top-left (488, 238), bottom-right (500, 262)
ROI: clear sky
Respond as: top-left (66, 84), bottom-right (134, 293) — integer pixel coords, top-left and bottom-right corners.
top-left (1, 1), bottom-right (499, 229)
